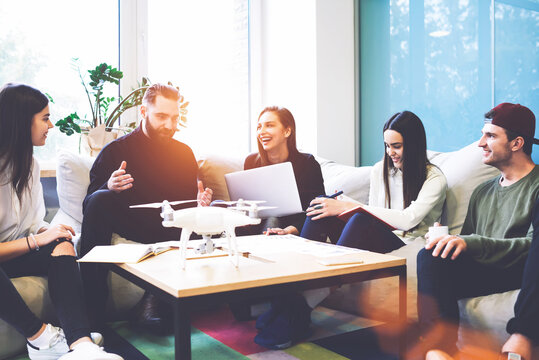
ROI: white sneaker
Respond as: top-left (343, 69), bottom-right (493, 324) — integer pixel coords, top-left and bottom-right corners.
top-left (91, 332), bottom-right (104, 346)
top-left (27, 324), bottom-right (105, 360)
top-left (58, 342), bottom-right (123, 360)
top-left (27, 324), bottom-right (68, 360)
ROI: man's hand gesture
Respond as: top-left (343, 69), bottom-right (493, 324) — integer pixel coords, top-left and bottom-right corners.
top-left (197, 181), bottom-right (213, 207)
top-left (107, 161), bottom-right (134, 193)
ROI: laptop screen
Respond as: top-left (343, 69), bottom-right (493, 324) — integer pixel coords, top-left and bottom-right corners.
top-left (224, 162), bottom-right (303, 218)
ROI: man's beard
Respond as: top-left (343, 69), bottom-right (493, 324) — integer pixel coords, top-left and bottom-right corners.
top-left (144, 116), bottom-right (176, 140)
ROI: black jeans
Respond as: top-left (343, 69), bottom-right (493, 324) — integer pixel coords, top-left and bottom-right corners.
top-left (416, 234), bottom-right (532, 351)
top-left (507, 197), bottom-right (539, 344)
top-left (0, 241), bottom-right (90, 345)
top-left (80, 189), bottom-right (182, 329)
top-left (300, 213), bottom-right (405, 253)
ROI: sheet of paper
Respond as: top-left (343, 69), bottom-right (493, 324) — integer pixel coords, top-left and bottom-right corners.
top-left (78, 244), bottom-right (155, 263)
top-left (217, 234), bottom-right (364, 258)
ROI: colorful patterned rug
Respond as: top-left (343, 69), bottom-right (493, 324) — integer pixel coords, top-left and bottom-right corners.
top-left (106, 305), bottom-right (389, 360)
top-left (9, 306), bottom-right (399, 360)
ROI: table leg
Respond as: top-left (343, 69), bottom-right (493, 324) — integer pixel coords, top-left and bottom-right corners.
top-left (398, 265), bottom-right (407, 359)
top-left (174, 300), bottom-right (191, 360)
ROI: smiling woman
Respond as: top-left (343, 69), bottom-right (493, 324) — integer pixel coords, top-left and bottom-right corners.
top-left (30, 106), bottom-right (53, 147)
top-left (0, 83), bottom-right (122, 360)
top-left (241, 106), bottom-right (325, 236)
top-left (301, 110), bottom-right (447, 249)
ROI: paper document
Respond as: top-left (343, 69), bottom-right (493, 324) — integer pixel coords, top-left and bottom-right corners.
top-left (78, 241), bottom-right (181, 264)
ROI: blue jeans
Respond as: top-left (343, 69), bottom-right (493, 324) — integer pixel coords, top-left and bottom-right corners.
top-left (300, 213), bottom-right (404, 253)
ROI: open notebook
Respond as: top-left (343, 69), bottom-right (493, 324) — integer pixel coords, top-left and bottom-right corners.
top-left (78, 241), bottom-right (226, 264)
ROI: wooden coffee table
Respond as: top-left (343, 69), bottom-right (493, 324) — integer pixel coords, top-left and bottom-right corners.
top-left (105, 235), bottom-right (406, 359)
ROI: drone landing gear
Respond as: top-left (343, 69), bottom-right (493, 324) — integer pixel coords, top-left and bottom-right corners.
top-left (195, 235), bottom-right (215, 255)
top-left (225, 228), bottom-right (239, 268)
top-left (179, 230), bottom-right (240, 269)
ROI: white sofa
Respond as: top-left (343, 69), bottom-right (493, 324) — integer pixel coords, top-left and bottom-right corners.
top-left (2, 142), bottom-right (527, 359)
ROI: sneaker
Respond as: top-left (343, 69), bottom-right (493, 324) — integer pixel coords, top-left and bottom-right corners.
top-left (131, 292), bottom-right (173, 335)
top-left (255, 306), bottom-right (277, 331)
top-left (255, 296), bottom-right (289, 330)
top-left (27, 324), bottom-right (69, 360)
top-left (254, 296), bottom-right (311, 349)
top-left (90, 332), bottom-right (104, 346)
top-left (27, 324), bottom-right (105, 360)
top-left (58, 342), bottom-right (123, 360)
top-left (254, 311), bottom-right (295, 349)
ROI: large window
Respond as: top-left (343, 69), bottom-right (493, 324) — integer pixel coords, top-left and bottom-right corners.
top-left (1, 0), bottom-right (250, 164)
top-left (360, 0), bottom-right (539, 164)
top-left (147, 0), bottom-right (250, 158)
top-left (0, 0), bottom-right (119, 165)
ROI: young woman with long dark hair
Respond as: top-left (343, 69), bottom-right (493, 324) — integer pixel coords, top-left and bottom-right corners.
top-left (243, 106), bottom-right (325, 235)
top-left (301, 110), bottom-right (447, 251)
top-left (255, 111), bottom-right (447, 350)
top-left (231, 106), bottom-right (326, 328)
top-left (0, 83), bottom-right (122, 360)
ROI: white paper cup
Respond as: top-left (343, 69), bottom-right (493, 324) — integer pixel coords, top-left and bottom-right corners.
top-left (428, 226), bottom-right (448, 240)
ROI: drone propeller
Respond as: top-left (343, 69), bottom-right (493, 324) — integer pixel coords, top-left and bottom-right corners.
top-left (231, 205), bottom-right (277, 211)
top-left (211, 199), bottom-right (266, 206)
top-left (130, 199), bottom-right (198, 209)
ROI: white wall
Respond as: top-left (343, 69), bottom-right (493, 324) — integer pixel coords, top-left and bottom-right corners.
top-left (252, 0), bottom-right (356, 165)
top-left (316, 0), bottom-right (356, 166)
top-left (119, 0), bottom-right (148, 126)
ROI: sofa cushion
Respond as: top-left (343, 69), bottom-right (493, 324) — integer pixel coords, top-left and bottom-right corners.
top-left (458, 290), bottom-right (519, 348)
top-left (56, 150), bottom-right (95, 224)
top-left (317, 156), bottom-right (371, 204)
top-left (51, 208), bottom-right (82, 234)
top-left (197, 155), bottom-right (243, 201)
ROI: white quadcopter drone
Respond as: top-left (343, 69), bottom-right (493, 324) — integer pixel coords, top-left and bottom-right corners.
top-left (130, 199), bottom-right (275, 268)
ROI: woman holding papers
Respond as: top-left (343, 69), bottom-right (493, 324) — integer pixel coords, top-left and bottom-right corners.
top-left (0, 84), bottom-right (121, 360)
top-left (255, 111), bottom-right (447, 350)
top-left (301, 110), bottom-right (447, 252)
top-left (242, 106), bottom-right (325, 235)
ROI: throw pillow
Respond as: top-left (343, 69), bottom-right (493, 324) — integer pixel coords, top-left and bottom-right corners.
top-left (56, 150), bottom-right (95, 223)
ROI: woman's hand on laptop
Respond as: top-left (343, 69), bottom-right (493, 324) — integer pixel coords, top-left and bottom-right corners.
top-left (264, 226), bottom-right (299, 236)
top-left (306, 198), bottom-right (356, 220)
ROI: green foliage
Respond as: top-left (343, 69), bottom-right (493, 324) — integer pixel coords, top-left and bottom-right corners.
top-left (56, 60), bottom-right (189, 137)
top-left (55, 113), bottom-right (83, 136)
top-left (104, 78), bottom-right (189, 131)
top-left (56, 59), bottom-right (124, 135)
top-left (45, 93), bottom-right (54, 104)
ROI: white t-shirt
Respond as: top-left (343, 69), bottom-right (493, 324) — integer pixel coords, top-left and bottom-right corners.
top-left (0, 158), bottom-right (48, 243)
top-left (363, 161), bottom-right (447, 240)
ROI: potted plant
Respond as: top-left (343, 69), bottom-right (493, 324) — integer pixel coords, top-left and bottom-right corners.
top-left (56, 59), bottom-right (188, 155)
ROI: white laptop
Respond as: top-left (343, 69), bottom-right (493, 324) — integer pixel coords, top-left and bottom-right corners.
top-left (224, 162), bottom-right (302, 218)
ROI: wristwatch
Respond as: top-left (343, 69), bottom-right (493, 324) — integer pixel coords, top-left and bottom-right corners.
top-left (506, 353), bottom-right (522, 360)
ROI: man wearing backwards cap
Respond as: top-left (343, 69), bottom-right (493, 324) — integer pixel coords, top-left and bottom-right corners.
top-left (416, 103), bottom-right (539, 360)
